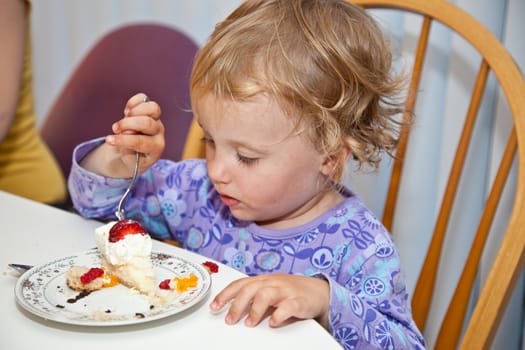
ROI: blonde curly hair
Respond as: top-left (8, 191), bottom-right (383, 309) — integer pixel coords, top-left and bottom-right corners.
top-left (191, 0), bottom-right (407, 181)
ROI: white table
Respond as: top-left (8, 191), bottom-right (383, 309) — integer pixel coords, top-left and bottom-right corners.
top-left (0, 191), bottom-right (341, 350)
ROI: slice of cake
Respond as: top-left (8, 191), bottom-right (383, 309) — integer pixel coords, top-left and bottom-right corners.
top-left (94, 219), bottom-right (156, 296)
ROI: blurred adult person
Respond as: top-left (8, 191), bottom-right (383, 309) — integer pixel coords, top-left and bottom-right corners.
top-left (0, 0), bottom-right (66, 205)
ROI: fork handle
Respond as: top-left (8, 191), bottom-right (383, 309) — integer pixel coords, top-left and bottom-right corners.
top-left (115, 151), bottom-right (140, 220)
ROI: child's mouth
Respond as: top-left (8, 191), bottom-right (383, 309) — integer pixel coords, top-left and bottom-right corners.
top-left (220, 194), bottom-right (240, 207)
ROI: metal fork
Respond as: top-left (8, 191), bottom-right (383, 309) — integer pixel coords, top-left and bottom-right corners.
top-left (114, 95), bottom-right (149, 220)
top-left (115, 151), bottom-right (140, 220)
top-left (8, 263), bottom-right (32, 276)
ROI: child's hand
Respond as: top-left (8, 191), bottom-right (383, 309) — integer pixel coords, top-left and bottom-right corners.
top-left (105, 93), bottom-right (165, 175)
top-left (210, 274), bottom-right (330, 329)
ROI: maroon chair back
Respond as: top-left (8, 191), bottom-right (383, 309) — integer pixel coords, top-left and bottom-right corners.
top-left (41, 23), bottom-right (199, 178)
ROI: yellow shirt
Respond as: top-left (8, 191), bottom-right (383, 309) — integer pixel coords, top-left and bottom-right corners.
top-left (0, 5), bottom-right (66, 204)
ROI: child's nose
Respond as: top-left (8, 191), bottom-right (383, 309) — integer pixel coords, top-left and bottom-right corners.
top-left (207, 153), bottom-right (231, 185)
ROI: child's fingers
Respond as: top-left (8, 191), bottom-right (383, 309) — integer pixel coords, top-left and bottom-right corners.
top-left (210, 277), bottom-right (255, 318)
top-left (268, 298), bottom-right (302, 327)
top-left (112, 116), bottom-right (164, 136)
top-left (211, 274), bottom-right (330, 329)
top-left (127, 100), bottom-right (162, 120)
top-left (123, 93), bottom-right (150, 115)
top-left (106, 132), bottom-right (164, 156)
top-left (245, 288), bottom-right (281, 327)
top-left (124, 95), bottom-right (162, 120)
top-left (210, 278), bottom-right (248, 310)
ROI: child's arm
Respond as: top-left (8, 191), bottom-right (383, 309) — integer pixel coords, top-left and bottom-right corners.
top-left (210, 253), bottom-right (426, 349)
top-left (80, 93), bottom-right (165, 179)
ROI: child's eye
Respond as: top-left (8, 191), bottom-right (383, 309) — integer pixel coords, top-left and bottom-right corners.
top-left (237, 154), bottom-right (259, 166)
top-left (200, 136), bottom-right (215, 146)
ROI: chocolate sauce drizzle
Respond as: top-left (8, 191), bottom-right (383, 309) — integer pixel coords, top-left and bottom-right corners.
top-left (66, 290), bottom-right (93, 303)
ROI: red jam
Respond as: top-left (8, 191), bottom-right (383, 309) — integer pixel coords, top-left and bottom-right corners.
top-left (159, 279), bottom-right (171, 290)
top-left (80, 267), bottom-right (105, 284)
top-left (202, 261), bottom-right (219, 273)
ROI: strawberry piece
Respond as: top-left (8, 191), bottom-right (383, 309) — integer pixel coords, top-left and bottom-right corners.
top-left (108, 219), bottom-right (147, 242)
top-left (80, 267), bottom-right (104, 284)
top-left (159, 279), bottom-right (171, 290)
top-left (202, 261), bottom-right (219, 273)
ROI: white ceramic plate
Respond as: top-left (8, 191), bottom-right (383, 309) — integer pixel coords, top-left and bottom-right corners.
top-left (15, 248), bottom-right (211, 326)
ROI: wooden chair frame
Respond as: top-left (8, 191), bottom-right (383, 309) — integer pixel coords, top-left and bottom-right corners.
top-left (350, 0), bottom-right (525, 349)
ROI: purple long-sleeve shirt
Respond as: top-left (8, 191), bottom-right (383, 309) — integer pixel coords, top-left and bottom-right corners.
top-left (69, 138), bottom-right (425, 349)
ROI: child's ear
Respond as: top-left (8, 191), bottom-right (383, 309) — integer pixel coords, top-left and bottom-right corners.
top-left (320, 155), bottom-right (337, 177)
top-left (320, 142), bottom-right (352, 177)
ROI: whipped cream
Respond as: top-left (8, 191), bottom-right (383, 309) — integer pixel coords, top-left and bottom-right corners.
top-left (95, 221), bottom-right (152, 265)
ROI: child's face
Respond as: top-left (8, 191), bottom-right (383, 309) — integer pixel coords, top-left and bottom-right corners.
top-left (194, 93), bottom-right (341, 229)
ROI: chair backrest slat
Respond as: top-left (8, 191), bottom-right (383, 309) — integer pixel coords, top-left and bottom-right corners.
top-left (382, 15), bottom-right (433, 231)
top-left (461, 191), bottom-right (525, 349)
top-left (411, 59), bottom-right (490, 330)
top-left (436, 128), bottom-right (517, 349)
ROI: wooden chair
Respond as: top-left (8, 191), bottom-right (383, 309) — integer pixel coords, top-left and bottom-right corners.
top-left (41, 23), bottom-right (202, 180)
top-left (350, 0), bottom-right (525, 349)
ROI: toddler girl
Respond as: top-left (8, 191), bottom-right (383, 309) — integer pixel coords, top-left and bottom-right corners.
top-left (69, 0), bottom-right (425, 348)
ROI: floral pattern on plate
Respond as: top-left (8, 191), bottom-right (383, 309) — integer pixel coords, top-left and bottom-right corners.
top-left (15, 248), bottom-right (212, 326)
